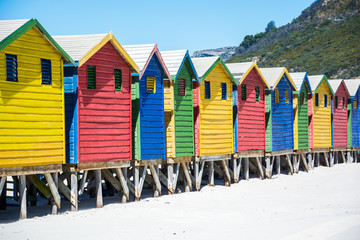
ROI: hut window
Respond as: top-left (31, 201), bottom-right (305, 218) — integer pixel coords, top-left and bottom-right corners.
top-left (285, 89), bottom-right (289, 103)
top-left (6, 54), bottom-right (18, 82)
top-left (178, 79), bottom-right (186, 96)
top-left (255, 86), bottom-right (260, 102)
top-left (300, 92), bottom-right (305, 105)
top-left (343, 97), bottom-right (345, 109)
top-left (275, 88), bottom-right (279, 103)
top-left (114, 69), bottom-right (122, 91)
top-left (146, 76), bottom-right (156, 94)
top-left (241, 84), bottom-right (246, 100)
top-left (205, 81), bottom-right (211, 99)
top-left (353, 99), bottom-right (357, 109)
top-left (87, 65), bottom-right (96, 89)
top-left (221, 83), bottom-right (227, 100)
top-left (41, 59), bottom-right (52, 85)
top-left (324, 94), bottom-right (328, 107)
top-left (335, 96), bottom-right (338, 109)
top-left (315, 93), bottom-right (319, 106)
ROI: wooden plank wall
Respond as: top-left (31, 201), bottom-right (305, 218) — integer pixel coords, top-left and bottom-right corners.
top-left (0, 27), bottom-right (65, 168)
top-left (297, 82), bottom-right (310, 149)
top-left (332, 82), bottom-right (348, 147)
top-left (265, 89), bottom-right (272, 152)
top-left (351, 88), bottom-right (360, 147)
top-left (164, 79), bottom-right (175, 158)
top-left (78, 42), bottom-right (132, 163)
top-left (193, 81), bottom-right (200, 157)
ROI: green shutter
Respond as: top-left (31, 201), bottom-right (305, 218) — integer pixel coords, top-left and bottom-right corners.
top-left (87, 65), bottom-right (96, 89)
top-left (241, 84), bottom-right (246, 100)
top-left (255, 86), bottom-right (260, 102)
top-left (114, 69), bottom-right (122, 91)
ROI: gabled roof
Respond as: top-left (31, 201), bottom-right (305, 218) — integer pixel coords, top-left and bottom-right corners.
top-left (0, 18), bottom-right (74, 65)
top-left (123, 44), bottom-right (171, 80)
top-left (344, 79), bottom-right (360, 97)
top-left (191, 56), bottom-right (237, 85)
top-left (289, 72), bottom-right (312, 95)
top-left (53, 32), bottom-right (139, 73)
top-left (160, 50), bottom-right (199, 83)
top-left (308, 75), bottom-right (334, 95)
top-left (259, 67), bottom-right (297, 90)
top-left (226, 61), bottom-right (269, 88)
top-left (328, 79), bottom-right (350, 97)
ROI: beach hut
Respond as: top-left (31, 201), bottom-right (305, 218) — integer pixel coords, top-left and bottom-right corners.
top-left (226, 62), bottom-right (269, 154)
top-left (344, 79), bottom-right (360, 149)
top-left (328, 79), bottom-right (349, 149)
top-left (192, 56), bottom-right (237, 186)
top-left (259, 68), bottom-right (297, 153)
top-left (308, 75), bottom-right (334, 150)
top-left (289, 72), bottom-right (312, 151)
top-left (53, 32), bottom-right (139, 207)
top-left (0, 19), bottom-right (74, 218)
top-left (123, 44), bottom-right (171, 198)
top-left (160, 50), bottom-right (199, 161)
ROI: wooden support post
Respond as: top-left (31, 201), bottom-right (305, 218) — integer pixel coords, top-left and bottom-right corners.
top-left (0, 177), bottom-right (6, 197)
top-left (323, 152), bottom-right (330, 167)
top-left (0, 177), bottom-right (7, 210)
top-left (243, 158), bottom-right (249, 180)
top-left (221, 160), bottom-right (231, 186)
top-left (149, 165), bottom-right (162, 197)
top-left (181, 163), bottom-right (192, 192)
top-left (115, 168), bottom-right (129, 203)
top-left (94, 170), bottom-right (103, 208)
top-left (70, 172), bottom-right (78, 211)
top-left (173, 163), bottom-right (180, 192)
top-left (232, 158), bottom-right (238, 183)
top-left (133, 166), bottom-right (140, 201)
top-left (285, 155), bottom-right (293, 175)
top-left (329, 152), bottom-right (334, 167)
top-left (196, 162), bottom-right (205, 190)
top-left (300, 154), bottom-right (309, 172)
top-left (255, 157), bottom-right (264, 179)
top-left (208, 162), bottom-right (214, 185)
top-left (193, 162), bottom-right (200, 190)
top-left (44, 173), bottom-right (61, 210)
top-left (315, 153), bottom-right (320, 167)
top-left (51, 173), bottom-right (58, 214)
top-left (349, 151), bottom-right (354, 163)
top-left (58, 178), bottom-right (76, 207)
top-left (102, 169), bottom-right (121, 192)
top-left (275, 156), bottom-right (281, 175)
top-left (79, 170), bottom-right (88, 195)
top-left (213, 162), bottom-right (224, 178)
top-left (355, 151), bottom-right (358, 163)
top-left (167, 164), bottom-right (174, 194)
top-left (265, 157), bottom-right (272, 177)
top-left (19, 175), bottom-right (27, 219)
top-left (334, 151), bottom-right (338, 164)
top-left (307, 153), bottom-right (313, 169)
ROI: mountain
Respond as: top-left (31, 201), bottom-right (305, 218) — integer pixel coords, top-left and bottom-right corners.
top-left (192, 46), bottom-right (236, 62)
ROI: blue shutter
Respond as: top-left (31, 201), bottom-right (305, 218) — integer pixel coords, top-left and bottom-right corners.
top-left (324, 94), bottom-right (328, 107)
top-left (315, 93), bottom-right (319, 106)
top-left (221, 82), bottom-right (227, 100)
top-left (6, 54), bottom-right (18, 82)
top-left (41, 59), bottom-right (52, 85)
top-left (205, 81), bottom-right (211, 99)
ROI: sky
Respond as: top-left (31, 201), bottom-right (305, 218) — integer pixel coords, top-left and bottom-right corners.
top-left (0, 0), bottom-right (315, 54)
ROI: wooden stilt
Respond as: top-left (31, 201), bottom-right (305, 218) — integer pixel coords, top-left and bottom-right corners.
top-left (19, 175), bottom-right (27, 219)
top-left (173, 163), bottom-right (180, 192)
top-left (44, 173), bottom-right (61, 211)
top-left (167, 164), bottom-right (174, 194)
top-left (149, 165), bottom-right (161, 197)
top-left (79, 170), bottom-right (88, 195)
top-left (115, 168), bottom-right (129, 203)
top-left (0, 177), bottom-right (7, 210)
top-left (275, 156), bottom-right (281, 175)
top-left (323, 152), bottom-right (330, 167)
top-left (181, 163), bottom-right (192, 192)
top-left (265, 157), bottom-right (271, 178)
top-left (329, 152), bottom-right (334, 167)
top-left (285, 155), bottom-right (293, 175)
top-left (349, 151), bottom-right (354, 163)
top-left (70, 172), bottom-right (78, 211)
top-left (232, 158), bottom-right (238, 183)
top-left (193, 162), bottom-right (200, 190)
top-left (51, 173), bottom-right (59, 214)
top-left (243, 158), bottom-right (249, 180)
top-left (208, 162), bottom-right (214, 185)
top-left (0, 177), bottom-right (7, 197)
top-left (355, 151), bottom-right (358, 163)
top-left (133, 166), bottom-right (140, 201)
top-left (196, 162), bottom-right (205, 190)
top-left (315, 153), bottom-right (320, 167)
top-left (221, 160), bottom-right (231, 186)
top-left (255, 157), bottom-right (264, 179)
top-left (300, 154), bottom-right (309, 172)
top-left (307, 153), bottom-right (313, 169)
top-left (94, 170), bottom-right (103, 208)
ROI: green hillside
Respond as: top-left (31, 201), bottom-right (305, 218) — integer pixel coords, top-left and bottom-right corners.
top-left (227, 0), bottom-right (360, 79)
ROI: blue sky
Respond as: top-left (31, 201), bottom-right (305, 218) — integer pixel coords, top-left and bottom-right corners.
top-left (0, 0), bottom-right (315, 53)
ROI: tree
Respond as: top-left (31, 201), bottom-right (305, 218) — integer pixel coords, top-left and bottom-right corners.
top-left (265, 21), bottom-right (276, 33)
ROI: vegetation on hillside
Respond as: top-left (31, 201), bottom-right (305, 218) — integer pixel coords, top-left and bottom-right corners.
top-left (227, 0), bottom-right (360, 79)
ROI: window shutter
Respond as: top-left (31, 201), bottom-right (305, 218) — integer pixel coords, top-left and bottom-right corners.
top-left (178, 79), bottom-right (186, 96)
top-left (114, 69), bottom-right (122, 91)
top-left (6, 54), bottom-right (18, 82)
top-left (255, 86), bottom-right (260, 102)
top-left (353, 99), bottom-right (357, 109)
top-left (241, 84), bottom-right (246, 101)
top-left (275, 88), bottom-right (279, 103)
top-left (205, 81), bottom-right (211, 99)
top-left (41, 59), bottom-right (52, 85)
top-left (285, 89), bottom-right (289, 103)
top-left (87, 65), bottom-right (96, 89)
top-left (146, 76), bottom-right (156, 93)
top-left (221, 83), bottom-right (227, 100)
top-left (300, 92), bottom-right (305, 105)
top-left (315, 93), bottom-right (319, 106)
top-left (335, 96), bottom-right (338, 108)
top-left (324, 94), bottom-right (327, 107)
top-left (343, 97), bottom-right (345, 109)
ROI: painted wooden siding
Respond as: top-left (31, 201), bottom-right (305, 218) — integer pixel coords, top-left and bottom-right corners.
top-left (0, 27), bottom-right (65, 168)
top-left (332, 83), bottom-right (348, 148)
top-left (271, 75), bottom-right (294, 151)
top-left (199, 63), bottom-right (233, 156)
top-left (78, 42), bottom-right (132, 163)
top-left (308, 94), bottom-right (313, 149)
top-left (313, 80), bottom-right (331, 149)
top-left (233, 84), bottom-right (238, 153)
top-left (64, 66), bottom-right (78, 163)
top-left (347, 99), bottom-right (352, 148)
top-left (139, 55), bottom-right (165, 160)
top-left (174, 60), bottom-right (194, 157)
top-left (293, 94), bottom-right (298, 150)
top-left (131, 76), bottom-right (141, 159)
top-left (294, 83), bottom-right (309, 150)
top-left (164, 79), bottom-right (175, 158)
top-left (265, 90), bottom-right (272, 152)
top-left (237, 68), bottom-right (265, 152)
top-left (351, 89), bottom-right (360, 147)
top-left (193, 81), bottom-right (200, 157)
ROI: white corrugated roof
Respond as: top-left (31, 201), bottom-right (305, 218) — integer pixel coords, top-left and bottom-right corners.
top-left (308, 75), bottom-right (325, 93)
top-left (160, 50), bottom-right (187, 76)
top-left (52, 34), bottom-right (107, 61)
top-left (123, 44), bottom-right (156, 72)
top-left (259, 67), bottom-right (286, 88)
top-left (328, 79), bottom-right (343, 94)
top-left (344, 79), bottom-right (360, 96)
top-left (191, 56), bottom-right (218, 78)
top-left (226, 62), bottom-right (254, 83)
top-left (289, 72), bottom-right (307, 91)
top-left (0, 19), bottom-right (30, 43)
